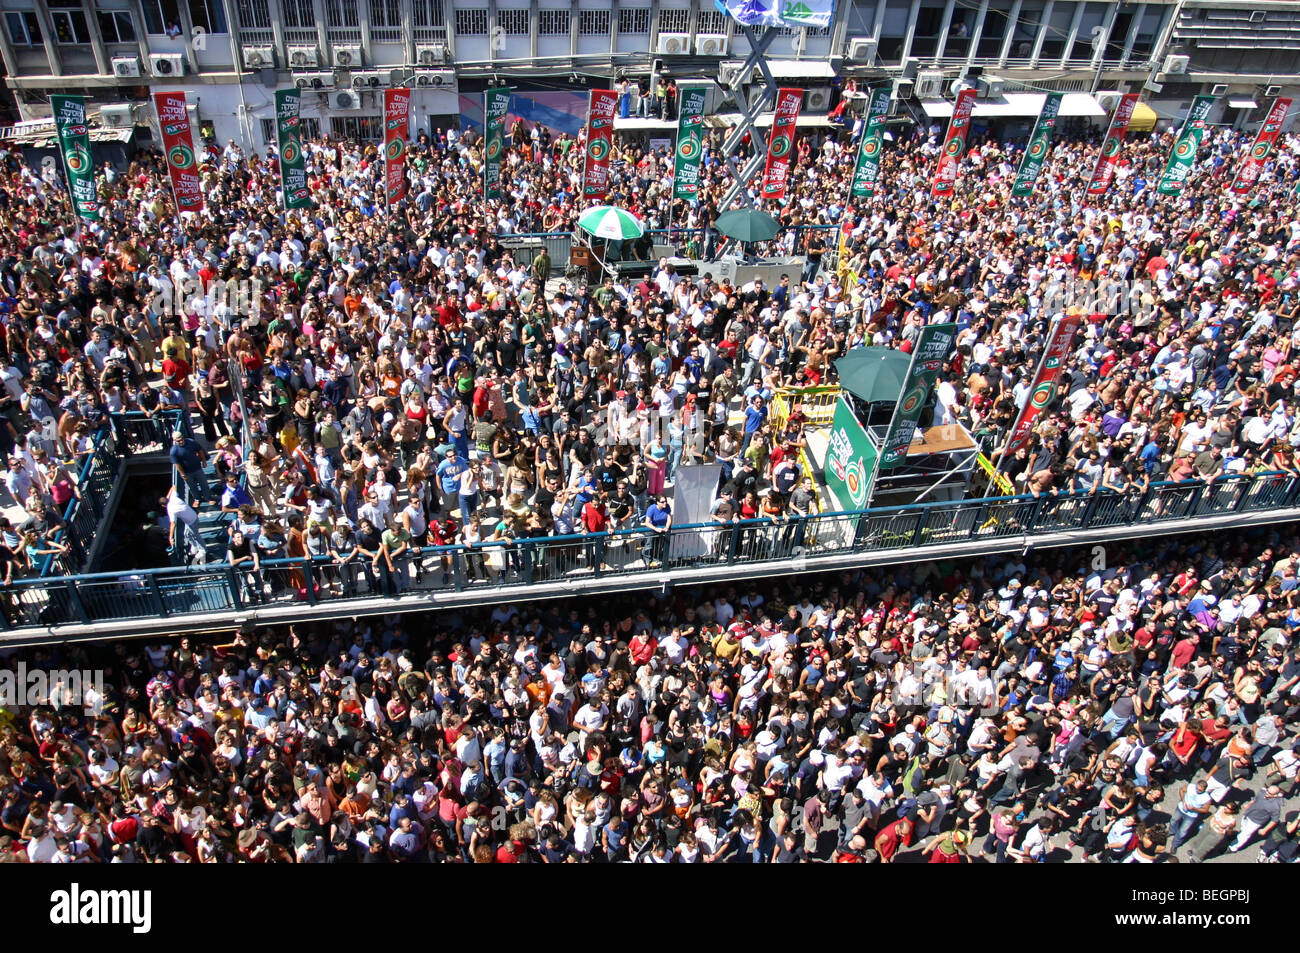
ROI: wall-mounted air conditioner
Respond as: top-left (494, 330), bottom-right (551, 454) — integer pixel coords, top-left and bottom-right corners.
top-left (242, 47), bottom-right (274, 70)
top-left (915, 71), bottom-right (945, 99)
top-left (1163, 54), bottom-right (1189, 74)
top-left (112, 56), bottom-right (141, 78)
top-left (331, 90), bottom-right (360, 110)
top-left (656, 33), bottom-right (690, 55)
top-left (99, 104), bottom-right (134, 129)
top-left (415, 70), bottom-right (455, 88)
top-left (416, 43), bottom-right (448, 67)
top-left (696, 34), bottom-right (729, 56)
top-left (288, 46), bottom-right (319, 70)
top-left (804, 87), bottom-right (832, 111)
top-left (149, 53), bottom-right (185, 78)
top-left (332, 46), bottom-right (362, 69)
top-left (847, 38), bottom-right (877, 65)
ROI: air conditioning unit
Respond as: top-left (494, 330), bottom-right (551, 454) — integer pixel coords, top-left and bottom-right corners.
top-left (331, 90), bottom-right (360, 110)
top-left (332, 45), bottom-right (362, 69)
top-left (351, 71), bottom-right (383, 89)
top-left (99, 104), bottom-right (134, 129)
top-left (111, 55), bottom-right (141, 78)
top-left (894, 77), bottom-right (914, 100)
top-left (149, 53), bottom-right (184, 77)
top-left (656, 33), bottom-right (690, 55)
top-left (915, 71), bottom-right (945, 99)
top-left (847, 38), bottom-right (877, 65)
top-left (1265, 84), bottom-right (1282, 97)
top-left (1210, 83), bottom-right (1228, 97)
top-left (242, 46), bottom-right (274, 70)
top-left (295, 71), bottom-right (333, 89)
top-left (804, 87), bottom-right (832, 111)
top-left (288, 46), bottom-right (319, 70)
top-left (1163, 54), bottom-right (1189, 74)
top-left (416, 43), bottom-right (448, 67)
top-left (415, 70), bottom-right (455, 88)
top-left (978, 77), bottom-right (1005, 99)
top-left (695, 34), bottom-right (729, 56)
top-left (718, 63), bottom-right (745, 87)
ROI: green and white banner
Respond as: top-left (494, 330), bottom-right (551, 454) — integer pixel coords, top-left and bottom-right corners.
top-left (483, 87), bottom-right (512, 201)
top-left (826, 395), bottom-right (878, 512)
top-left (879, 323), bottom-right (958, 469)
top-left (673, 86), bottom-right (708, 200)
top-left (1011, 93), bottom-right (1063, 198)
top-left (275, 89), bottom-right (311, 210)
top-left (1157, 95), bottom-right (1216, 196)
top-left (50, 95), bottom-right (100, 223)
top-left (850, 87), bottom-right (891, 199)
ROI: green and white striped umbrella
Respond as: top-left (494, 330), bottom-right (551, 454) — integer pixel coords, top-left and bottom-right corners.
top-left (577, 205), bottom-right (645, 240)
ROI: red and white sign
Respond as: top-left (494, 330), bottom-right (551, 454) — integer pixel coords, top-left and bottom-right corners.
top-left (932, 87), bottom-right (976, 199)
top-left (581, 89), bottom-right (619, 200)
top-left (760, 88), bottom-right (803, 201)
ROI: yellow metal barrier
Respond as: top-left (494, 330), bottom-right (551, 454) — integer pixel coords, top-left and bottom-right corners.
top-left (977, 452), bottom-right (1015, 496)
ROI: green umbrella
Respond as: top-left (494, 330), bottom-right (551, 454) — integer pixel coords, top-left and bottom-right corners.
top-left (714, 207), bottom-right (780, 243)
top-left (835, 346), bottom-right (913, 404)
top-left (577, 205), bottom-right (645, 240)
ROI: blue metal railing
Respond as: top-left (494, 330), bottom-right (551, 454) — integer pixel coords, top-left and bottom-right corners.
top-left (5, 469), bottom-right (1300, 632)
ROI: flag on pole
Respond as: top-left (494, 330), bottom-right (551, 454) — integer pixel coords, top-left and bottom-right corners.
top-left (850, 87), bottom-right (891, 199)
top-left (1001, 312), bottom-right (1083, 458)
top-left (275, 89), bottom-right (311, 210)
top-left (154, 91), bottom-right (204, 214)
top-left (50, 95), bottom-right (100, 223)
top-left (932, 87), bottom-right (976, 198)
top-left (483, 87), bottom-right (512, 201)
top-left (879, 323), bottom-right (958, 469)
top-left (383, 87), bottom-right (411, 204)
top-left (581, 89), bottom-right (619, 200)
top-left (1230, 98), bottom-right (1292, 195)
top-left (1157, 94), bottom-right (1216, 196)
top-left (673, 86), bottom-right (709, 200)
top-left (1010, 93), bottom-right (1063, 198)
top-left (760, 88), bottom-right (803, 201)
top-left (1085, 93), bottom-right (1140, 196)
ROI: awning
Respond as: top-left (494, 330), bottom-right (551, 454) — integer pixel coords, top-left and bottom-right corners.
top-left (2, 127), bottom-right (134, 147)
top-left (1128, 102), bottom-right (1158, 133)
top-left (1228, 98), bottom-right (1259, 109)
top-left (763, 59), bottom-right (838, 80)
top-left (613, 117), bottom-right (679, 130)
top-left (706, 111), bottom-right (834, 128)
top-left (920, 92), bottom-right (1106, 119)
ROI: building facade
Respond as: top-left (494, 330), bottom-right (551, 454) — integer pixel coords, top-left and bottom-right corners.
top-left (0, 0), bottom-right (1297, 150)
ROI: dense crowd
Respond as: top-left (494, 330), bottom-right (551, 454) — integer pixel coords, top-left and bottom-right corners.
top-left (1, 527), bottom-right (1298, 863)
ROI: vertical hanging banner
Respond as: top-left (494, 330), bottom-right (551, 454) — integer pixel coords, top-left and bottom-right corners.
top-left (1011, 93), bottom-right (1063, 198)
top-left (850, 87), bottom-right (891, 198)
top-left (879, 323), bottom-right (959, 469)
top-left (932, 86), bottom-right (977, 198)
top-left (672, 86), bottom-right (708, 200)
top-left (1230, 98), bottom-right (1292, 195)
top-left (383, 87), bottom-right (412, 204)
top-left (759, 88), bottom-right (803, 201)
top-left (1001, 311), bottom-right (1083, 458)
top-left (275, 89), bottom-right (311, 210)
top-left (483, 87), bottom-right (512, 201)
top-left (826, 396), bottom-right (879, 513)
top-left (1157, 94), bottom-right (1216, 196)
top-left (154, 91), bottom-right (204, 214)
top-left (581, 88), bottom-right (618, 200)
top-left (1086, 93), bottom-right (1140, 196)
top-left (50, 95), bottom-right (100, 223)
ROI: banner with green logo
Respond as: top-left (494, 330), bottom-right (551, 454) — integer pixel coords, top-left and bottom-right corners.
top-left (50, 95), bottom-right (99, 223)
top-left (154, 91), bottom-right (204, 214)
top-left (483, 87), bottom-right (512, 201)
top-left (850, 87), bottom-right (891, 199)
top-left (826, 395), bottom-right (878, 512)
top-left (1157, 95), bottom-right (1216, 196)
top-left (1011, 93), bottom-right (1062, 198)
top-left (673, 86), bottom-right (708, 201)
top-left (879, 323), bottom-right (958, 469)
top-left (760, 87), bottom-right (802, 201)
top-left (275, 89), bottom-right (311, 210)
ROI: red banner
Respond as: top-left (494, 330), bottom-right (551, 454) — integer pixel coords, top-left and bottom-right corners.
top-left (1086, 93), bottom-right (1139, 197)
top-left (1231, 97), bottom-right (1292, 195)
top-left (581, 89), bottom-right (618, 200)
top-left (760, 88), bottom-right (803, 201)
top-left (153, 91), bottom-right (204, 214)
top-left (383, 88), bottom-right (411, 204)
top-left (932, 87), bottom-right (976, 199)
top-left (1001, 311), bottom-right (1082, 458)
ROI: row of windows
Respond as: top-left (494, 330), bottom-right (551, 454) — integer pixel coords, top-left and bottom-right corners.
top-left (453, 8), bottom-right (626, 37)
top-left (261, 116), bottom-right (323, 142)
top-left (6, 9), bottom-right (135, 47)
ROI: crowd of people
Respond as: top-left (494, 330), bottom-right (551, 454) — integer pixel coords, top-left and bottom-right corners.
top-left (1, 527), bottom-right (1298, 863)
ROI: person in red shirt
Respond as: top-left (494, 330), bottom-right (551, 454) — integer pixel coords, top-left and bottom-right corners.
top-left (1168, 720), bottom-right (1203, 771)
top-left (874, 816), bottom-right (914, 863)
top-left (161, 346), bottom-right (191, 391)
top-left (629, 631), bottom-right (658, 666)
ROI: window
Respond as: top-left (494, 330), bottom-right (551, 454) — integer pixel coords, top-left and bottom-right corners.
top-left (498, 9), bottom-right (529, 35)
top-left (539, 10), bottom-right (570, 35)
top-left (142, 0), bottom-right (228, 35)
top-left (456, 10), bottom-right (488, 35)
top-left (370, 0), bottom-right (401, 42)
top-left (413, 0), bottom-right (445, 28)
top-left (325, 0), bottom-right (360, 28)
top-left (51, 10), bottom-right (91, 45)
top-left (579, 10), bottom-right (609, 35)
top-left (264, 116), bottom-right (320, 142)
top-left (236, 0), bottom-right (271, 29)
top-left (98, 11), bottom-right (137, 43)
top-left (618, 8), bottom-right (650, 34)
top-left (976, 2), bottom-right (1013, 59)
top-left (282, 0), bottom-right (314, 29)
top-left (697, 10), bottom-right (728, 34)
top-left (331, 115), bottom-right (382, 140)
top-left (5, 11), bottom-right (42, 47)
top-left (1038, 3), bottom-right (1077, 59)
top-left (657, 8), bottom-right (690, 33)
